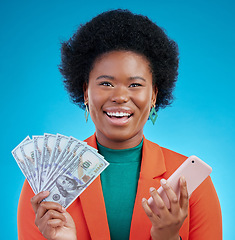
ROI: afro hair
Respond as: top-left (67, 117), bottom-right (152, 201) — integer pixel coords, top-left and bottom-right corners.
top-left (59, 9), bottom-right (179, 111)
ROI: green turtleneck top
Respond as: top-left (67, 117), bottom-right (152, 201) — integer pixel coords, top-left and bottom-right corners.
top-left (97, 140), bottom-right (143, 240)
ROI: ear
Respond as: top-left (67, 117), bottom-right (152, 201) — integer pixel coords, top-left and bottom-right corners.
top-left (83, 82), bottom-right (88, 102)
top-left (151, 85), bottom-right (158, 105)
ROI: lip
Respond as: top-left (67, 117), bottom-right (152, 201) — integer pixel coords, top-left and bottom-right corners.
top-left (103, 107), bottom-right (133, 126)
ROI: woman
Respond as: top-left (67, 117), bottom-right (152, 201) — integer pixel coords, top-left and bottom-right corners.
top-left (18, 9), bottom-right (222, 240)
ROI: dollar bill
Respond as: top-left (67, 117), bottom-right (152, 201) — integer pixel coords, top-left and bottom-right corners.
top-left (12, 133), bottom-right (110, 206)
top-left (44, 147), bottom-right (109, 208)
top-left (43, 140), bottom-right (85, 191)
top-left (32, 135), bottom-right (44, 186)
top-left (20, 140), bottom-right (39, 193)
top-left (46, 134), bottom-right (69, 183)
top-left (12, 136), bottom-right (38, 193)
top-left (39, 133), bottom-right (57, 190)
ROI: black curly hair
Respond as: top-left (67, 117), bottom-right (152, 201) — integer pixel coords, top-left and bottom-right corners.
top-left (59, 9), bottom-right (179, 111)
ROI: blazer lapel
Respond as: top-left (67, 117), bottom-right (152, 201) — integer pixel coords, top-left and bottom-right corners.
top-left (130, 137), bottom-right (166, 240)
top-left (80, 134), bottom-right (110, 240)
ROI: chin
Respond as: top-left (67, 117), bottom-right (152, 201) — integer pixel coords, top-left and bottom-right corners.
top-left (105, 130), bottom-right (142, 143)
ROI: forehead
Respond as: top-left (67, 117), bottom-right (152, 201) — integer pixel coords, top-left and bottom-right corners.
top-left (90, 50), bottom-right (153, 75)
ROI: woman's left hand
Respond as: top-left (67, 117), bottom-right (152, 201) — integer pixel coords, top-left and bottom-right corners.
top-left (142, 176), bottom-right (189, 240)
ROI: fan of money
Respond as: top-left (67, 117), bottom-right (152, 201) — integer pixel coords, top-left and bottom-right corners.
top-left (12, 133), bottom-right (109, 208)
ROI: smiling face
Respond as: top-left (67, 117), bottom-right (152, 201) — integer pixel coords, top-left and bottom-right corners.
top-left (84, 50), bottom-right (157, 149)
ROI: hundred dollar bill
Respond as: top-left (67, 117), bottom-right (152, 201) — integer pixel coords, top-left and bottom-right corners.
top-left (46, 134), bottom-right (69, 183)
top-left (43, 137), bottom-right (85, 191)
top-left (44, 147), bottom-right (109, 208)
top-left (44, 134), bottom-right (57, 177)
top-left (44, 140), bottom-right (85, 191)
top-left (12, 136), bottom-right (38, 193)
top-left (55, 137), bottom-right (86, 171)
top-left (39, 133), bottom-right (57, 190)
top-left (32, 135), bottom-right (44, 185)
top-left (47, 135), bottom-right (84, 179)
top-left (20, 140), bottom-right (39, 193)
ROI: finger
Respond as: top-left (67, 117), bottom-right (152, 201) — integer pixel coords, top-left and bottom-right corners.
top-left (62, 211), bottom-right (76, 229)
top-left (31, 191), bottom-right (50, 213)
top-left (47, 218), bottom-right (65, 228)
top-left (36, 207), bottom-right (66, 232)
top-left (179, 176), bottom-right (189, 212)
top-left (43, 209), bottom-right (67, 223)
top-left (141, 198), bottom-right (160, 224)
top-left (160, 179), bottom-right (179, 215)
top-left (40, 219), bottom-right (59, 239)
top-left (36, 201), bottom-right (66, 220)
top-left (149, 187), bottom-right (167, 214)
top-left (41, 219), bottom-right (66, 240)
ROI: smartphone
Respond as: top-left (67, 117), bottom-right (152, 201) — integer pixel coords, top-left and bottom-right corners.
top-left (147, 155), bottom-right (212, 213)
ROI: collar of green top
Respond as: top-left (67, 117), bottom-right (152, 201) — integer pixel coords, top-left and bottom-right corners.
top-left (97, 139), bottom-right (143, 163)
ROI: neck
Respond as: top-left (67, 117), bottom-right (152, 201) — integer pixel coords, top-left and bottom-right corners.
top-left (95, 130), bottom-right (144, 149)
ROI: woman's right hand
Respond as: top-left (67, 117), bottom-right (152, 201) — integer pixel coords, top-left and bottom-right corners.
top-left (31, 191), bottom-right (77, 240)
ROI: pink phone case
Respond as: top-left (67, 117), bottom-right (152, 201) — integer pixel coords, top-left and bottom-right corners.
top-left (147, 155), bottom-right (212, 214)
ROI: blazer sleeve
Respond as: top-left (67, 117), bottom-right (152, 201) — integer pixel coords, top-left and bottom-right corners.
top-left (18, 180), bottom-right (47, 240)
top-left (188, 176), bottom-right (222, 240)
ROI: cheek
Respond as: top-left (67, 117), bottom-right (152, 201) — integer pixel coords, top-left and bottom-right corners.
top-left (133, 90), bottom-right (152, 112)
top-left (87, 89), bottom-right (105, 117)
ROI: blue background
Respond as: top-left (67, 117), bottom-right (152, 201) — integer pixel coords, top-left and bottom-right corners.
top-left (1, 0), bottom-right (234, 239)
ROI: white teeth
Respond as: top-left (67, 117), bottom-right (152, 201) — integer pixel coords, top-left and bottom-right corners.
top-left (106, 112), bottom-right (131, 117)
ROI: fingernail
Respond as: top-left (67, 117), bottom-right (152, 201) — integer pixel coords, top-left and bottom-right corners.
top-left (142, 198), bottom-right (147, 203)
top-left (62, 207), bottom-right (66, 212)
top-left (180, 176), bottom-right (186, 184)
top-left (150, 187), bottom-right (155, 192)
top-left (42, 191), bottom-right (50, 195)
top-left (160, 179), bottom-right (167, 185)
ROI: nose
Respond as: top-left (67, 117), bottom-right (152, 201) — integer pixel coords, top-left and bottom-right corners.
top-left (110, 85), bottom-right (129, 104)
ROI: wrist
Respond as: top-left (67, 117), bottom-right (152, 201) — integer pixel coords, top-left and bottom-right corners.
top-left (170, 236), bottom-right (181, 240)
top-left (168, 236), bottom-right (181, 240)
top-left (150, 232), bottom-right (181, 240)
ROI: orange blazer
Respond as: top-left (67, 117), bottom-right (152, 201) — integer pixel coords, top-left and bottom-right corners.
top-left (18, 134), bottom-right (222, 239)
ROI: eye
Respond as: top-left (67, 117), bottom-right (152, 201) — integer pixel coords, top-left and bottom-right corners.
top-left (99, 81), bottom-right (113, 87)
top-left (129, 83), bottom-right (142, 87)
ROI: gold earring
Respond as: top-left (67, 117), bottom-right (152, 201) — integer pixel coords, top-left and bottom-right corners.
top-left (84, 101), bottom-right (89, 123)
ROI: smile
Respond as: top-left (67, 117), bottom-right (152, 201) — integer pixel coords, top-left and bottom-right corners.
top-left (103, 110), bottom-right (133, 126)
top-left (105, 112), bottom-right (132, 118)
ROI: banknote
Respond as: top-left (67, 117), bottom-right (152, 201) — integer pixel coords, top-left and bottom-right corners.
top-left (39, 133), bottom-right (57, 190)
top-left (20, 140), bottom-right (39, 193)
top-left (46, 134), bottom-right (69, 183)
top-left (43, 140), bottom-right (85, 191)
top-left (11, 136), bottom-right (37, 193)
top-left (45, 146), bottom-right (109, 208)
top-left (33, 135), bottom-right (44, 187)
top-left (12, 133), bottom-right (109, 206)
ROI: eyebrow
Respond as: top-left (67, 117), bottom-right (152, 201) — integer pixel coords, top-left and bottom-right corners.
top-left (96, 75), bottom-right (146, 81)
top-left (129, 76), bottom-right (146, 82)
top-left (96, 75), bottom-right (114, 80)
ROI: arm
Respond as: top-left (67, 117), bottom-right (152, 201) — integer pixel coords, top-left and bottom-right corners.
top-left (188, 176), bottom-right (222, 240)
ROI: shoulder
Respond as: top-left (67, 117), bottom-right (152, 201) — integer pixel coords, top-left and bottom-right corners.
top-left (144, 137), bottom-right (186, 161)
